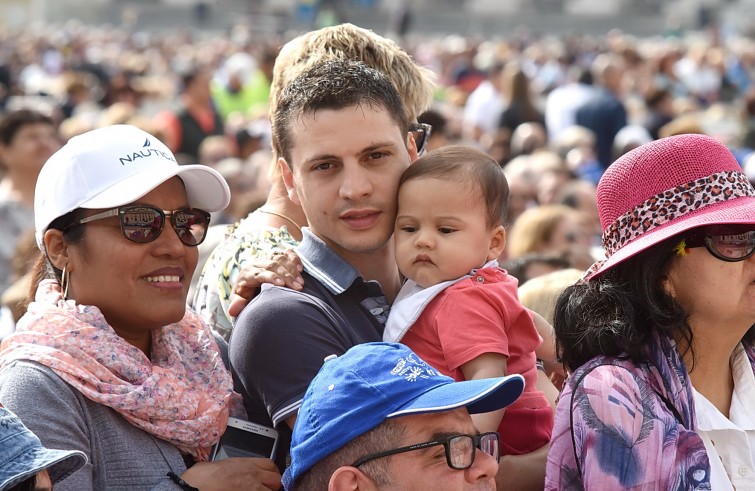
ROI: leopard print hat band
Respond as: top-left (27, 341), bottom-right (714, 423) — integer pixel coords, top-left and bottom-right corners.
top-left (584, 134), bottom-right (755, 280)
top-left (601, 170), bottom-right (755, 257)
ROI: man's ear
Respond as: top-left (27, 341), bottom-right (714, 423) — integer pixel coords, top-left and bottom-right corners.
top-left (43, 229), bottom-right (69, 271)
top-left (279, 157), bottom-right (301, 206)
top-left (487, 225), bottom-right (507, 261)
top-left (329, 466), bottom-right (377, 491)
top-left (406, 131), bottom-right (419, 163)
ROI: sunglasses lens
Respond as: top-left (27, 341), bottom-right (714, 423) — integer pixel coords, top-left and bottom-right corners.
top-left (172, 209), bottom-right (210, 246)
top-left (121, 206), bottom-right (163, 243)
top-left (412, 129), bottom-right (426, 152)
top-left (708, 231), bottom-right (755, 260)
top-left (410, 123), bottom-right (432, 155)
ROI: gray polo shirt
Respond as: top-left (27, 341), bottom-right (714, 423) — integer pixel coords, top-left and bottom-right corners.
top-left (230, 228), bottom-right (390, 469)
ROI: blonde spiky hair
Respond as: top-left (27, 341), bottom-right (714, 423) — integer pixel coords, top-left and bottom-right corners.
top-left (272, 24), bottom-right (434, 121)
top-left (271, 23), bottom-right (435, 139)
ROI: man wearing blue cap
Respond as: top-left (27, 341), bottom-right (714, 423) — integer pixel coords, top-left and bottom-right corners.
top-left (283, 342), bottom-right (525, 490)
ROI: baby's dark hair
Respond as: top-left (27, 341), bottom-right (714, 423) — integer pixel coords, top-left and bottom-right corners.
top-left (399, 145), bottom-right (509, 229)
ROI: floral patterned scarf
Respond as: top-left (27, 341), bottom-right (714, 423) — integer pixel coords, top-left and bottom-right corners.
top-left (546, 329), bottom-right (755, 489)
top-left (0, 279), bottom-right (234, 461)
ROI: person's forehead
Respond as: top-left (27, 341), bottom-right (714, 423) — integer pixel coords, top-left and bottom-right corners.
top-left (394, 407), bottom-right (475, 442)
top-left (398, 178), bottom-right (484, 215)
top-left (14, 122), bottom-right (55, 136)
top-left (287, 104), bottom-right (405, 163)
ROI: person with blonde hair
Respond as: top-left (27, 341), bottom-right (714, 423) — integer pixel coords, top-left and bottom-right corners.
top-left (517, 268), bottom-right (582, 404)
top-left (192, 23), bottom-right (435, 341)
top-left (518, 268), bottom-right (584, 326)
top-left (269, 24), bottom-right (435, 131)
top-left (507, 205), bottom-right (591, 261)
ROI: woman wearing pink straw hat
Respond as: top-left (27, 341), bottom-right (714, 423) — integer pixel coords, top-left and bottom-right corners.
top-left (546, 134), bottom-right (755, 490)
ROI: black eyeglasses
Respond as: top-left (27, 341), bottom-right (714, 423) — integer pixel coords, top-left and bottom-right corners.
top-left (351, 432), bottom-right (499, 471)
top-left (685, 226), bottom-right (755, 262)
top-left (409, 123), bottom-right (433, 155)
top-left (68, 204), bottom-right (211, 246)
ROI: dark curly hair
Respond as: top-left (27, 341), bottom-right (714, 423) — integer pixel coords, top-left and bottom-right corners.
top-left (554, 233), bottom-right (755, 372)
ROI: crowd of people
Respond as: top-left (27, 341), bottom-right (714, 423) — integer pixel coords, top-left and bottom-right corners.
top-left (0, 14), bottom-right (754, 491)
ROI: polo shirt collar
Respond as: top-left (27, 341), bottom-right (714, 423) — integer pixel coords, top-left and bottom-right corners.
top-left (295, 228), bottom-right (360, 295)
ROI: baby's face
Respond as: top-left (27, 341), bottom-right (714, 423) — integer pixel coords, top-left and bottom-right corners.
top-left (395, 177), bottom-right (500, 288)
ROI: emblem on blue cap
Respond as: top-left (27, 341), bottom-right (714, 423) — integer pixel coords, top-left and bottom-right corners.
top-left (391, 353), bottom-right (440, 382)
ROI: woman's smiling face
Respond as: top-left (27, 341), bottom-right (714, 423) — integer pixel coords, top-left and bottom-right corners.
top-left (64, 177), bottom-right (198, 347)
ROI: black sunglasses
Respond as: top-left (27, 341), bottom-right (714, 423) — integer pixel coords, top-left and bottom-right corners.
top-left (67, 204), bottom-right (211, 246)
top-left (685, 226), bottom-right (755, 262)
top-left (410, 122), bottom-right (433, 155)
top-left (351, 432), bottom-right (499, 471)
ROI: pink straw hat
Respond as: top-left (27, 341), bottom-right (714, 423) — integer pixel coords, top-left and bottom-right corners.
top-left (585, 134), bottom-right (755, 280)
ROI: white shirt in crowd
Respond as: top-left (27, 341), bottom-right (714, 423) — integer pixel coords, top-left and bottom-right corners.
top-left (693, 344), bottom-right (755, 491)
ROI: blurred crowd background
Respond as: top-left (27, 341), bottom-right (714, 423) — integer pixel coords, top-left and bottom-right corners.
top-left (1, 0), bottom-right (755, 332)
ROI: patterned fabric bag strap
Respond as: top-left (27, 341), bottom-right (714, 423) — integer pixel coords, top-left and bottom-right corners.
top-left (568, 361), bottom-right (685, 477)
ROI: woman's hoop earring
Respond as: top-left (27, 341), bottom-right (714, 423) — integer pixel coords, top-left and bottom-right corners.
top-left (61, 265), bottom-right (70, 299)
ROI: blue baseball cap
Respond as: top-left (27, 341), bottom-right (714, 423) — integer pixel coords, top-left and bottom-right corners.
top-left (282, 342), bottom-right (525, 489)
top-left (0, 404), bottom-right (87, 489)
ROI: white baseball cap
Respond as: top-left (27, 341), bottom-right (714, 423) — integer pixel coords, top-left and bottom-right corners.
top-left (34, 125), bottom-right (231, 248)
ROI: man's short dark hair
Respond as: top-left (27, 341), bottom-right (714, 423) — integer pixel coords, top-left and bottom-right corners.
top-left (0, 110), bottom-right (53, 146)
top-left (293, 419), bottom-right (404, 490)
top-left (272, 59), bottom-right (409, 164)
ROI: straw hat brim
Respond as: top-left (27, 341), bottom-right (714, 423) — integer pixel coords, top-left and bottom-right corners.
top-left (586, 195), bottom-right (755, 280)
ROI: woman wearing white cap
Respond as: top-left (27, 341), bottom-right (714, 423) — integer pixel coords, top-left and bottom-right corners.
top-left (0, 125), bottom-right (281, 490)
top-left (546, 134), bottom-right (755, 489)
